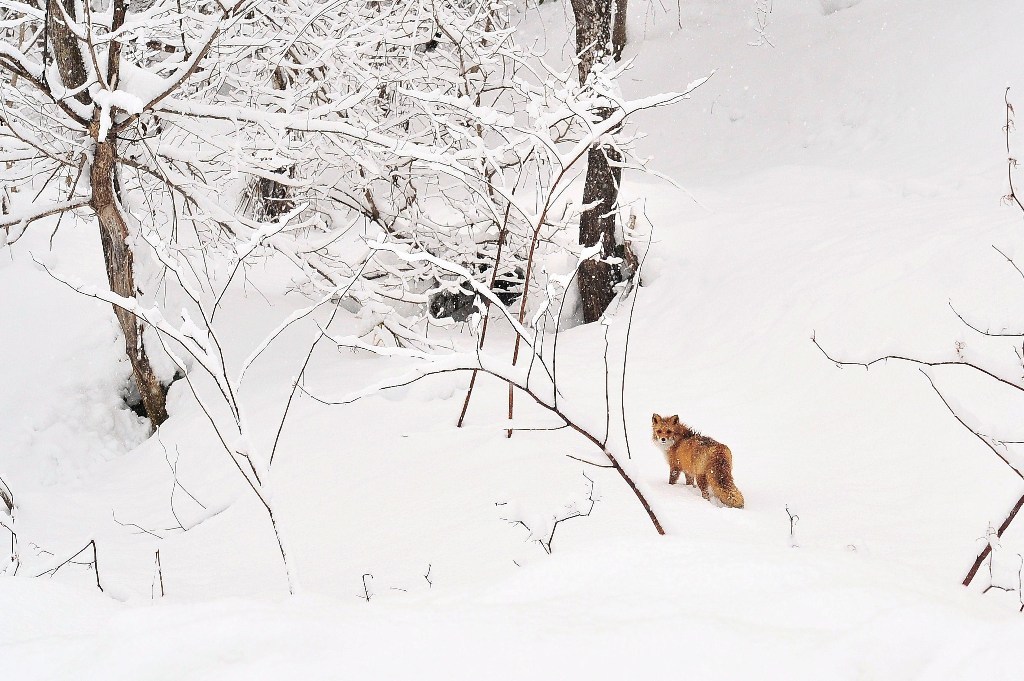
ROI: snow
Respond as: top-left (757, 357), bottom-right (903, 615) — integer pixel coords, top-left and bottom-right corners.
top-left (5, 0), bottom-right (1024, 678)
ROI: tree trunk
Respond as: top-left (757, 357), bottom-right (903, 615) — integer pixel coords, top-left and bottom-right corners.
top-left (578, 134), bottom-right (622, 323)
top-left (46, 0), bottom-right (90, 105)
top-left (91, 141), bottom-right (169, 427)
top-left (570, 0), bottom-right (622, 324)
top-left (48, 0), bottom-right (168, 426)
top-left (612, 0), bottom-right (628, 61)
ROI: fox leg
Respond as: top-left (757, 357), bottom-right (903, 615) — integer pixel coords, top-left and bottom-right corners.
top-left (669, 468), bottom-right (681, 485)
top-left (684, 473), bottom-right (694, 486)
top-left (696, 473), bottom-right (711, 500)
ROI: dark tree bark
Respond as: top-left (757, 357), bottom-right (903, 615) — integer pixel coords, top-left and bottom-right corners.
top-left (46, 0), bottom-right (90, 105)
top-left (50, 0), bottom-right (169, 426)
top-left (570, 0), bottom-right (622, 323)
top-left (578, 134), bottom-right (622, 323)
top-left (612, 0), bottom-right (628, 61)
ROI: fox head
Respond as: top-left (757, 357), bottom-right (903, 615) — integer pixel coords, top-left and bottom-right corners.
top-left (651, 413), bottom-right (681, 445)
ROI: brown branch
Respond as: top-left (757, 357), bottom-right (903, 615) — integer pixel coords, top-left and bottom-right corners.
top-left (949, 301), bottom-right (1024, 337)
top-left (1, 199), bottom-right (90, 236)
top-left (811, 331), bottom-right (1024, 396)
top-left (565, 453), bottom-right (614, 468)
top-left (964, 492), bottom-right (1024, 587)
top-left (919, 369), bottom-right (1024, 481)
top-left (993, 245), bottom-right (1024, 283)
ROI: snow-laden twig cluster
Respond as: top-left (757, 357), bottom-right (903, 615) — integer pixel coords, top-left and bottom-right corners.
top-left (1, 0), bottom-right (696, 591)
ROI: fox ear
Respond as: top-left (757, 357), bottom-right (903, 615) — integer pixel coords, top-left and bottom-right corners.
top-left (667, 415), bottom-right (679, 425)
top-left (652, 413), bottom-right (661, 424)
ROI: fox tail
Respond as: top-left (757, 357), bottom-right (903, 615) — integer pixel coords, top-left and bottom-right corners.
top-left (710, 451), bottom-right (744, 509)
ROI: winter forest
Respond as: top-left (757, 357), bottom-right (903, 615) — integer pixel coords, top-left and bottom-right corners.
top-left (3, 0), bottom-right (1024, 677)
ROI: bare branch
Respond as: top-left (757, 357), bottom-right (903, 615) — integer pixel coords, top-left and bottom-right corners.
top-left (811, 331), bottom-right (1024, 395)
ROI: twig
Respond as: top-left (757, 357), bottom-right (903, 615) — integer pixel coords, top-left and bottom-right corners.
top-left (619, 224), bottom-right (651, 459)
top-left (543, 474), bottom-right (595, 553)
top-left (157, 433), bottom-right (207, 531)
top-left (811, 331), bottom-right (1024, 398)
top-left (1003, 88), bottom-right (1024, 214)
top-left (36, 539), bottom-right (103, 593)
top-left (502, 472), bottom-right (598, 554)
top-left (919, 369), bottom-right (1024, 481)
top-left (359, 573), bottom-right (373, 602)
top-left (457, 210), bottom-right (512, 428)
top-left (269, 293), bottom-right (352, 468)
top-left (112, 510), bottom-right (165, 539)
top-left (949, 300), bottom-right (1024, 338)
top-left (155, 549), bottom-right (165, 598)
top-left (565, 453), bottom-right (614, 468)
top-left (785, 504), bottom-right (799, 545)
top-left (964, 493), bottom-right (1024, 587)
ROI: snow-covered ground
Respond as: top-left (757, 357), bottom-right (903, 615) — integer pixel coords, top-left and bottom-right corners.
top-left (5, 0), bottom-right (1024, 678)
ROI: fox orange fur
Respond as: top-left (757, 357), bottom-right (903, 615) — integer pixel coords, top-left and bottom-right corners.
top-left (651, 413), bottom-right (744, 509)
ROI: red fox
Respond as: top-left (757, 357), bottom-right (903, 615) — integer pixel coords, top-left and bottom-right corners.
top-left (651, 413), bottom-right (744, 509)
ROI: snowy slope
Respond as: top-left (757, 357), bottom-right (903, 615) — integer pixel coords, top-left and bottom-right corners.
top-left (5, 1), bottom-right (1024, 679)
